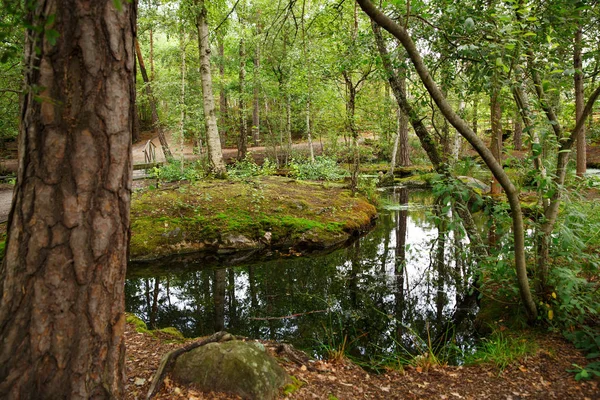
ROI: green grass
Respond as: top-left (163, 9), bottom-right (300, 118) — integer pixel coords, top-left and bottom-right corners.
top-left (465, 331), bottom-right (538, 371)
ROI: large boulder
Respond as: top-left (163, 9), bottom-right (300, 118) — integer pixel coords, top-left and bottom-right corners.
top-left (172, 340), bottom-right (289, 400)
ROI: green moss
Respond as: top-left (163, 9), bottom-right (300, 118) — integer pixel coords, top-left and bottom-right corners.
top-left (158, 327), bottom-right (185, 341)
top-left (129, 176), bottom-right (377, 260)
top-left (282, 376), bottom-right (304, 396)
top-left (126, 314), bottom-right (151, 334)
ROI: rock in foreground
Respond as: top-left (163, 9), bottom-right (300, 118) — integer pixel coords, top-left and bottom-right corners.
top-left (172, 340), bottom-right (289, 400)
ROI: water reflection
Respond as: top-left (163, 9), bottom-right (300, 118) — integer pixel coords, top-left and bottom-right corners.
top-left (126, 188), bottom-right (479, 366)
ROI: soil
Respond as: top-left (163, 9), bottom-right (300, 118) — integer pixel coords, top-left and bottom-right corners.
top-left (124, 321), bottom-right (599, 400)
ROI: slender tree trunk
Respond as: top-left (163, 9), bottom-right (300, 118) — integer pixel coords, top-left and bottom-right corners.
top-left (286, 91), bottom-right (292, 162)
top-left (179, 30), bottom-right (187, 173)
top-left (0, 2), bottom-right (134, 397)
top-left (389, 108), bottom-right (400, 175)
top-left (301, 0), bottom-right (314, 161)
top-left (214, 269), bottom-right (226, 332)
top-left (150, 278), bottom-right (160, 329)
top-left (360, 0), bottom-right (538, 321)
top-left (472, 95), bottom-right (478, 135)
top-left (397, 70), bottom-right (410, 167)
top-left (238, 38), bottom-right (248, 160)
top-left (150, 27), bottom-right (155, 81)
top-left (196, 0), bottom-right (226, 176)
top-left (452, 99), bottom-right (465, 163)
top-left (513, 108), bottom-right (523, 151)
top-left (252, 31), bottom-right (261, 146)
top-left (575, 21), bottom-right (586, 177)
top-left (135, 38), bottom-right (173, 160)
top-left (218, 35), bottom-right (228, 146)
top-left (490, 84), bottom-right (503, 195)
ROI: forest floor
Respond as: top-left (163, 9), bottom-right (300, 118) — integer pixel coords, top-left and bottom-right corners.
top-left (124, 320), bottom-right (599, 400)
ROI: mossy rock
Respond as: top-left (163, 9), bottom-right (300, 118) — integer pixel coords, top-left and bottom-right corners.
top-left (172, 340), bottom-right (289, 400)
top-left (126, 314), bottom-right (151, 334)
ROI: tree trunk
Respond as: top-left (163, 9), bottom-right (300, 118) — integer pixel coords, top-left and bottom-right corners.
top-left (150, 27), bottom-right (155, 81)
top-left (472, 95), bottom-right (478, 135)
top-left (360, 0), bottom-right (538, 321)
top-left (252, 34), bottom-right (261, 146)
top-left (135, 38), bottom-right (173, 160)
top-left (575, 21), bottom-right (586, 177)
top-left (218, 35), bottom-right (228, 146)
top-left (0, 1), bottom-right (134, 398)
top-left (490, 84), bottom-right (503, 195)
top-left (301, 0), bottom-right (314, 162)
top-left (286, 92), bottom-right (292, 162)
top-left (179, 30), bottom-right (187, 172)
top-left (389, 108), bottom-right (400, 175)
top-left (397, 70), bottom-right (410, 167)
top-left (214, 269), bottom-right (226, 332)
top-left (238, 38), bottom-right (248, 160)
top-left (344, 71), bottom-right (360, 192)
top-left (196, 0), bottom-right (226, 176)
top-left (513, 108), bottom-right (523, 151)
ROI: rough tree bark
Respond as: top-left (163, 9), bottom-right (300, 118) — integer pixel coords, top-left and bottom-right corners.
top-left (135, 38), bottom-right (173, 160)
top-left (0, 1), bottom-right (134, 398)
top-left (195, 0), bottom-right (226, 176)
top-left (359, 0), bottom-right (538, 321)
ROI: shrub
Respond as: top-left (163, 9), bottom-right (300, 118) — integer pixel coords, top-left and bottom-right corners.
top-left (289, 156), bottom-right (349, 181)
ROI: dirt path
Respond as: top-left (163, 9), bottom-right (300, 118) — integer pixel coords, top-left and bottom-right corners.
top-left (132, 131), bottom-right (323, 165)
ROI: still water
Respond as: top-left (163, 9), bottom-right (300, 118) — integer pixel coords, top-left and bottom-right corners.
top-left (126, 187), bottom-right (479, 367)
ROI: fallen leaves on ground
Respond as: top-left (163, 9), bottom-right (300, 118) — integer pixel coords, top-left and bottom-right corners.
top-left (124, 322), bottom-right (599, 400)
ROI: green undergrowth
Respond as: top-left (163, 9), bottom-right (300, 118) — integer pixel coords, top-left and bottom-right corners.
top-left (129, 176), bottom-right (377, 260)
top-left (465, 330), bottom-right (538, 371)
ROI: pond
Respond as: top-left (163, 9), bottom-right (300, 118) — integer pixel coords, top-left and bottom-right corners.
top-left (125, 187), bottom-right (481, 368)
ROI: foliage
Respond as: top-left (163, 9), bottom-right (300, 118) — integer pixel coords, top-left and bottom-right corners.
top-left (565, 326), bottom-right (600, 381)
top-left (465, 331), bottom-right (538, 371)
top-left (150, 160), bottom-right (204, 183)
top-left (289, 156), bottom-right (349, 181)
top-left (227, 153), bottom-right (276, 180)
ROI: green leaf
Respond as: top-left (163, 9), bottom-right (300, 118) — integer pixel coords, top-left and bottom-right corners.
top-left (45, 28), bottom-right (60, 46)
top-left (464, 17), bottom-right (475, 31)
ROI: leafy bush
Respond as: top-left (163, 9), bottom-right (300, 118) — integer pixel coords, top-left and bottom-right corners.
top-left (289, 156), bottom-right (349, 181)
top-left (227, 153), bottom-right (276, 179)
top-left (566, 326), bottom-right (600, 381)
top-left (150, 160), bottom-right (204, 182)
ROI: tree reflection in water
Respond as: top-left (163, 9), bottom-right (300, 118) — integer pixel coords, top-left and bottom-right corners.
top-left (126, 188), bottom-right (481, 366)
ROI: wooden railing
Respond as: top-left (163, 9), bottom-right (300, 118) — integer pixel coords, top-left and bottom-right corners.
top-left (143, 140), bottom-right (157, 164)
